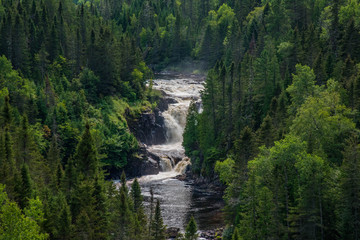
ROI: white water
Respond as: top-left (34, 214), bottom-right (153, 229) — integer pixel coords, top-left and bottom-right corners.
top-left (137, 74), bottom-right (204, 182)
top-left (130, 74), bottom-right (224, 233)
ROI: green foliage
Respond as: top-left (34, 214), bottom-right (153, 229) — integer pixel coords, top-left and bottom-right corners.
top-left (287, 64), bottom-right (318, 114)
top-left (73, 123), bottom-right (98, 178)
top-left (290, 79), bottom-right (355, 163)
top-left (339, 135), bottom-right (360, 239)
top-left (231, 227), bottom-right (242, 240)
top-left (18, 164), bottom-right (33, 209)
top-left (0, 185), bottom-right (47, 240)
top-left (185, 216), bottom-right (198, 240)
top-left (215, 158), bottom-right (234, 185)
top-left (2, 0), bottom-right (360, 239)
top-left (151, 199), bottom-right (166, 240)
top-left (131, 178), bottom-right (143, 212)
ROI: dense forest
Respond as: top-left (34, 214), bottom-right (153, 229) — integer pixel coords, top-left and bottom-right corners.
top-left (182, 0), bottom-right (360, 239)
top-left (0, 0), bottom-right (360, 239)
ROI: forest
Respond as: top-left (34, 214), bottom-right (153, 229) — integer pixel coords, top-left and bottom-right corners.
top-left (0, 0), bottom-right (359, 239)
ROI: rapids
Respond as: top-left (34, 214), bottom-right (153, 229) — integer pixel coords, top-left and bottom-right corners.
top-left (135, 73), bottom-right (224, 232)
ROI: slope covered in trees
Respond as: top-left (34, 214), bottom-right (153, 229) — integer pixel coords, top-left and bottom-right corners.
top-left (182, 0), bottom-right (360, 239)
top-left (1, 0), bottom-right (360, 239)
top-left (0, 0), bottom-right (169, 239)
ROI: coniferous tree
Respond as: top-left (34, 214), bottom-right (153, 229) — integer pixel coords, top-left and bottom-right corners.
top-left (131, 178), bottom-right (142, 212)
top-left (18, 163), bottom-right (32, 209)
top-left (1, 95), bottom-right (11, 128)
top-left (58, 198), bottom-right (72, 240)
top-left (340, 135), bottom-right (360, 240)
top-left (185, 216), bottom-right (198, 240)
top-left (151, 199), bottom-right (166, 240)
top-left (73, 123), bottom-right (98, 179)
top-left (232, 227), bottom-right (241, 240)
top-left (93, 177), bottom-right (109, 239)
top-left (116, 177), bottom-right (135, 240)
top-left (131, 178), bottom-right (147, 240)
top-left (47, 133), bottom-right (61, 173)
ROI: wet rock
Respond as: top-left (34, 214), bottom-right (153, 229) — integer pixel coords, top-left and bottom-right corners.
top-left (166, 227), bottom-right (180, 238)
top-left (157, 97), bottom-right (178, 111)
top-left (199, 228), bottom-right (224, 240)
top-left (127, 109), bottom-right (167, 145)
top-left (124, 144), bottom-right (160, 178)
top-left (175, 174), bottom-right (186, 181)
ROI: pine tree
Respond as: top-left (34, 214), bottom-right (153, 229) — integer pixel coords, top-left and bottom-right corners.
top-left (340, 135), bottom-right (360, 240)
top-left (116, 182), bottom-right (135, 240)
top-left (71, 180), bottom-right (96, 239)
top-left (47, 133), bottom-right (61, 173)
top-left (48, 16), bottom-right (60, 62)
top-left (131, 178), bottom-right (147, 240)
top-left (12, 13), bottom-right (30, 76)
top-left (18, 163), bottom-right (33, 209)
top-left (185, 216), bottom-right (198, 240)
top-left (232, 227), bottom-right (241, 240)
top-left (1, 95), bottom-right (11, 128)
top-left (0, 127), bottom-right (15, 198)
top-left (63, 157), bottom-right (78, 195)
top-left (131, 178), bottom-right (143, 212)
top-left (151, 199), bottom-right (166, 240)
top-left (58, 199), bottom-right (72, 240)
top-left (120, 170), bottom-right (128, 194)
top-left (74, 123), bottom-right (98, 179)
top-left (256, 114), bottom-right (274, 148)
top-left (93, 178), bottom-right (109, 239)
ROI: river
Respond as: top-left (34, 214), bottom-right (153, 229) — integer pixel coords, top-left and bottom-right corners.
top-left (136, 73), bottom-right (224, 232)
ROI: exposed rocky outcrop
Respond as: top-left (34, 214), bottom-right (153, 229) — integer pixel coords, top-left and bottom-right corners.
top-left (166, 227), bottom-right (180, 239)
top-left (199, 228), bottom-right (224, 240)
top-left (124, 144), bottom-right (160, 178)
top-left (127, 94), bottom-right (179, 146)
top-left (157, 95), bottom-right (178, 112)
top-left (127, 108), bottom-right (167, 146)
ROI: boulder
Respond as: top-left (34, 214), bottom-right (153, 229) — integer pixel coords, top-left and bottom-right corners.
top-left (166, 227), bottom-right (180, 239)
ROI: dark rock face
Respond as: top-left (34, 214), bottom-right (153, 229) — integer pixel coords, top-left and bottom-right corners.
top-left (125, 144), bottom-right (160, 178)
top-left (127, 108), bottom-right (167, 146)
top-left (157, 96), bottom-right (178, 111)
top-left (124, 95), bottom-right (175, 178)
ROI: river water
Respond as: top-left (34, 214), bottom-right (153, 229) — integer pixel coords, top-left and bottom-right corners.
top-left (137, 73), bottom-right (224, 232)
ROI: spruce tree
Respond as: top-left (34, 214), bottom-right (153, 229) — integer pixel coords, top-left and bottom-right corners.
top-left (151, 199), bottom-right (166, 240)
top-left (19, 163), bottom-right (33, 209)
top-left (47, 133), bottom-right (61, 173)
top-left (58, 199), bottom-right (72, 240)
top-left (131, 178), bottom-right (147, 239)
top-left (185, 216), bottom-right (198, 240)
top-left (93, 177), bottom-right (109, 239)
top-left (340, 135), bottom-right (360, 240)
top-left (120, 170), bottom-right (128, 194)
top-left (232, 227), bottom-right (241, 240)
top-left (131, 178), bottom-right (143, 212)
top-left (74, 123), bottom-right (98, 179)
top-left (1, 95), bottom-right (11, 128)
top-left (0, 128), bottom-right (15, 197)
top-left (116, 183), bottom-right (135, 240)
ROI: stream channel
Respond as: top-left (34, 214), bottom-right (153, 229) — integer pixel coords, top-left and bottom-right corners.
top-left (135, 73), bottom-right (224, 233)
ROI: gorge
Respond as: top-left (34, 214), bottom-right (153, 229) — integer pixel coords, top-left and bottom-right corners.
top-left (134, 73), bottom-right (224, 233)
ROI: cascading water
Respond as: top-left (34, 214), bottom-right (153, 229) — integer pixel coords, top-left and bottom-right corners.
top-left (134, 73), bottom-right (224, 233)
top-left (143, 74), bottom-right (204, 178)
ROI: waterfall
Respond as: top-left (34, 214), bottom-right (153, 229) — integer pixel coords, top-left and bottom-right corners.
top-left (129, 74), bottom-right (225, 233)
top-left (142, 74), bottom-right (204, 180)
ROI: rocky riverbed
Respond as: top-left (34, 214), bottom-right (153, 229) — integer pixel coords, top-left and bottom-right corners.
top-left (124, 73), bottom-right (226, 238)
